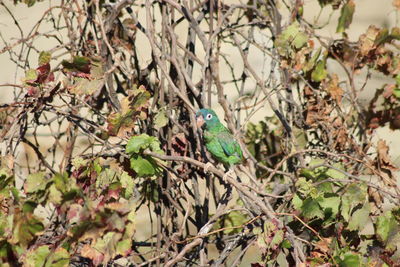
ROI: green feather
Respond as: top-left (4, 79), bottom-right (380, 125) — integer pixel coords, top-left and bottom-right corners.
top-left (196, 109), bottom-right (243, 167)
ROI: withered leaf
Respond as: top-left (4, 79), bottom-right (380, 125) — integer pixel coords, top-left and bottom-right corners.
top-left (359, 26), bottom-right (380, 56)
top-left (107, 85), bottom-right (151, 137)
top-left (326, 74), bottom-right (344, 104)
top-left (376, 139), bottom-right (398, 187)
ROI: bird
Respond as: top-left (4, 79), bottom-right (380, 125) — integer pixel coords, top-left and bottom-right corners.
top-left (196, 109), bottom-right (243, 179)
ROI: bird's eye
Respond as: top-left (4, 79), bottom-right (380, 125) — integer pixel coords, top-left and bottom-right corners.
top-left (206, 114), bottom-right (213, 120)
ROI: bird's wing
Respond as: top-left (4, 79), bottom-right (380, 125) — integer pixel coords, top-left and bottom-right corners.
top-left (217, 131), bottom-right (242, 158)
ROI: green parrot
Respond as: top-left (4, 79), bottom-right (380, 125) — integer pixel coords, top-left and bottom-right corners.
top-left (196, 109), bottom-right (243, 168)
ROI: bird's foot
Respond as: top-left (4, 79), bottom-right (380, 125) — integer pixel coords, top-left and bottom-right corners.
top-left (222, 169), bottom-right (236, 182)
top-left (204, 162), bottom-right (214, 173)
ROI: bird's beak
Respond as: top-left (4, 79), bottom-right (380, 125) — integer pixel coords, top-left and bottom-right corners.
top-left (196, 114), bottom-right (205, 128)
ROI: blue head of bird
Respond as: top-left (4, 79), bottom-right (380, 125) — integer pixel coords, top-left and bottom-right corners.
top-left (196, 109), bottom-right (220, 129)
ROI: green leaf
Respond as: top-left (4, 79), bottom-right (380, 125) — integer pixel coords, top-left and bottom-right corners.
top-left (304, 47), bottom-right (322, 72)
top-left (120, 171), bottom-right (135, 198)
top-left (12, 213), bottom-right (44, 248)
top-left (23, 0), bottom-right (37, 7)
top-left (116, 239), bottom-right (132, 256)
top-left (25, 245), bottom-right (50, 267)
top-left (93, 231), bottom-right (121, 260)
top-left (301, 198), bottom-right (324, 219)
top-left (317, 0), bottom-right (340, 8)
top-left (154, 109), bottom-right (169, 129)
top-left (339, 253), bottom-right (360, 267)
top-left (45, 247), bottom-right (69, 267)
top-left (38, 51), bottom-right (51, 66)
top-left (48, 184), bottom-right (63, 204)
top-left (275, 21), bottom-right (308, 55)
top-left (281, 239), bottom-right (292, 249)
top-left (276, 250), bottom-right (289, 267)
top-left (270, 229), bottom-right (284, 248)
top-left (326, 163), bottom-right (346, 180)
top-left (24, 69), bottom-right (38, 84)
top-left (348, 202), bottom-right (370, 231)
top-left (341, 183), bottom-right (367, 222)
top-left (130, 85), bottom-right (151, 110)
top-left (61, 56), bottom-right (91, 73)
top-left (295, 177), bottom-right (320, 199)
top-left (391, 27), bottom-right (400, 40)
top-left (71, 157), bottom-right (87, 169)
top-left (376, 211), bottom-right (400, 245)
top-left (126, 134), bottom-right (153, 154)
top-left (292, 193), bottom-right (303, 210)
top-left (130, 155), bottom-right (157, 176)
top-left (336, 0), bottom-right (355, 33)
top-left (374, 28), bottom-right (390, 46)
top-left (285, 22), bottom-right (308, 49)
top-left (311, 60), bottom-right (328, 82)
top-left (319, 195), bottom-right (340, 218)
top-left (22, 201), bottom-right (37, 213)
top-left (25, 172), bottom-right (47, 194)
top-left (96, 168), bottom-right (117, 194)
top-left (0, 241), bottom-right (12, 260)
top-left (220, 211), bottom-right (248, 234)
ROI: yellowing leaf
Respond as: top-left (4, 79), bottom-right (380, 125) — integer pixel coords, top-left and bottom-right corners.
top-left (24, 172), bottom-right (47, 194)
top-left (219, 211), bottom-right (248, 235)
top-left (69, 77), bottom-right (104, 95)
top-left (275, 22), bottom-right (308, 56)
top-left (116, 239), bottom-right (132, 256)
top-left (107, 86), bottom-right (151, 137)
top-left (12, 212), bottom-right (44, 248)
top-left (336, 0), bottom-right (355, 33)
top-left (45, 247), bottom-right (69, 267)
top-left (376, 211), bottom-right (400, 248)
top-left (38, 51), bottom-right (51, 66)
top-left (154, 109), bottom-right (169, 129)
top-left (24, 245), bottom-right (50, 267)
top-left (311, 60), bottom-right (328, 82)
top-left (23, 69), bottom-right (38, 85)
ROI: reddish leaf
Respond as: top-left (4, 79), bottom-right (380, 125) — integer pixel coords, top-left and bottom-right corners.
top-left (81, 244), bottom-right (104, 266)
top-left (35, 63), bottom-right (50, 84)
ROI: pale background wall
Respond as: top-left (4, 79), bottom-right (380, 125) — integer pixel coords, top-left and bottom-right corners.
top-left (1, 1), bottom-right (399, 265)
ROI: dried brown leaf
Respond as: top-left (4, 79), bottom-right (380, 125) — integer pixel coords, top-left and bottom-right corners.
top-left (376, 139), bottom-right (398, 186)
top-left (81, 244), bottom-right (104, 266)
top-left (359, 25), bottom-right (380, 56)
top-left (326, 74), bottom-right (344, 104)
top-left (368, 186), bottom-right (383, 207)
top-left (315, 237), bottom-right (331, 253)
